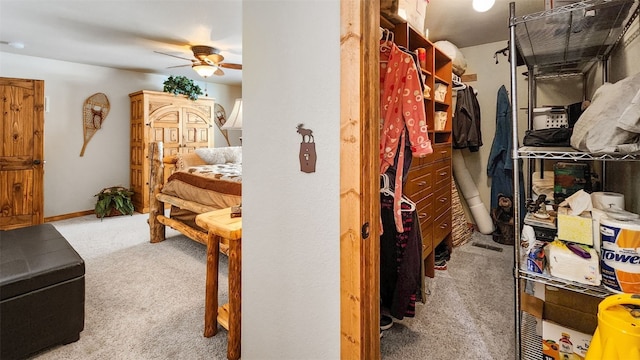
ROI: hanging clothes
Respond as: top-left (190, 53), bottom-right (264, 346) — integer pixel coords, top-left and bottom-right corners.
top-left (380, 39), bottom-right (433, 232)
top-left (379, 192), bottom-right (423, 320)
top-left (487, 85), bottom-right (525, 242)
top-left (453, 86), bottom-right (483, 152)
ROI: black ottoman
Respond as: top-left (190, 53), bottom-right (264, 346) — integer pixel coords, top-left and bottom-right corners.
top-left (0, 223), bottom-right (85, 359)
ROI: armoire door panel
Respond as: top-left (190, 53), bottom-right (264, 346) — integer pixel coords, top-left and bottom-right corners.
top-left (129, 90), bottom-right (214, 213)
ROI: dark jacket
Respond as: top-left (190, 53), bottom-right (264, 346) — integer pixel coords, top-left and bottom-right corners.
top-left (453, 86), bottom-right (482, 152)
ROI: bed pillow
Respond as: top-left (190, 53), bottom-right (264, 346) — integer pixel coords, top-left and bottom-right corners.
top-left (195, 148), bottom-right (228, 165)
top-left (224, 146), bottom-right (242, 164)
top-left (195, 146), bottom-right (242, 164)
top-left (175, 152), bottom-right (207, 171)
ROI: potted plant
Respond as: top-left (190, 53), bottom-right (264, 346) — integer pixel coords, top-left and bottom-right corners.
top-left (94, 186), bottom-right (135, 219)
top-left (162, 75), bottom-right (203, 100)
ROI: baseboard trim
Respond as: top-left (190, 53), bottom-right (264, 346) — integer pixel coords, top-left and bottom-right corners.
top-left (45, 210), bottom-right (94, 223)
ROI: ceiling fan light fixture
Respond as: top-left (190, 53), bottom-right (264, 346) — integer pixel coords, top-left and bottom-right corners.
top-left (207, 53), bottom-right (224, 64)
top-left (214, 67), bottom-right (224, 76)
top-left (192, 64), bottom-right (216, 78)
top-left (473, 0), bottom-right (495, 12)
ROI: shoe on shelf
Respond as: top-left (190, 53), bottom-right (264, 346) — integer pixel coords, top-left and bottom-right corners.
top-left (380, 314), bottom-right (393, 331)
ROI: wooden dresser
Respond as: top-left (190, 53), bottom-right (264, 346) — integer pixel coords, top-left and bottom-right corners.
top-left (383, 19), bottom-right (453, 277)
top-left (129, 90), bottom-right (215, 213)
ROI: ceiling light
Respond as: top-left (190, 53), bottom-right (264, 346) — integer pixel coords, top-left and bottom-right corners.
top-left (473, 0), bottom-right (495, 12)
top-left (192, 64), bottom-right (216, 78)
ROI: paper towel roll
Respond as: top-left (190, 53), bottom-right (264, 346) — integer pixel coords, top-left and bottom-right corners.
top-left (591, 192), bottom-right (625, 210)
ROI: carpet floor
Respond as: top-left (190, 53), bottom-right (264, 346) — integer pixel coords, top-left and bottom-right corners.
top-left (29, 213), bottom-right (514, 359)
top-left (381, 232), bottom-right (515, 360)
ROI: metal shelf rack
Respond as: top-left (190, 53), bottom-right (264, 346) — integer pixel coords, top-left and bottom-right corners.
top-left (508, 1), bottom-right (640, 358)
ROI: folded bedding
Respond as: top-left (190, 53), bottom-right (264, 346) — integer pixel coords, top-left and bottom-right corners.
top-left (161, 165), bottom-right (242, 210)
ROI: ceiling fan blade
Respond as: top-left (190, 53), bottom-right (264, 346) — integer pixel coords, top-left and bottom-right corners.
top-left (154, 50), bottom-right (193, 62)
top-left (206, 54), bottom-right (225, 64)
top-left (167, 64), bottom-right (192, 69)
top-left (219, 63), bottom-right (242, 70)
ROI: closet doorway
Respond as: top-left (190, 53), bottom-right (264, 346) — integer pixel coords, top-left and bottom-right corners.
top-left (339, 1), bottom-right (381, 359)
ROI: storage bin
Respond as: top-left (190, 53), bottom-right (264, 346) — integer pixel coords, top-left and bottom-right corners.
top-left (533, 107), bottom-right (568, 130)
top-left (434, 111), bottom-right (447, 130)
top-left (434, 83), bottom-right (447, 102)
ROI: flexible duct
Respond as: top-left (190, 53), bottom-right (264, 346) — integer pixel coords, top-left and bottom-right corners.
top-left (452, 149), bottom-right (495, 235)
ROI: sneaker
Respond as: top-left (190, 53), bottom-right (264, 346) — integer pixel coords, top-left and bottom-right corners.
top-left (380, 315), bottom-right (393, 331)
top-left (434, 259), bottom-right (447, 270)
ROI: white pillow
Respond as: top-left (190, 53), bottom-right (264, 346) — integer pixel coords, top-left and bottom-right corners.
top-left (195, 148), bottom-right (227, 165)
top-left (195, 146), bottom-right (242, 164)
top-left (224, 146), bottom-right (242, 164)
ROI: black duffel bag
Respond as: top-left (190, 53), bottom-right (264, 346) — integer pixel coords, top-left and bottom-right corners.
top-left (523, 128), bottom-right (572, 147)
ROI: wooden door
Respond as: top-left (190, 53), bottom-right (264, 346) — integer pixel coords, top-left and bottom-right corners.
top-left (0, 78), bottom-right (45, 230)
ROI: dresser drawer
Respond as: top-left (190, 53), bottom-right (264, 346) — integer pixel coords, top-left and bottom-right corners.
top-left (433, 160), bottom-right (451, 190)
top-left (433, 184), bottom-right (451, 216)
top-left (421, 223), bottom-right (433, 259)
top-left (433, 208), bottom-right (452, 243)
top-left (432, 143), bottom-right (452, 162)
top-left (405, 164), bottom-right (433, 200)
top-left (415, 194), bottom-right (433, 227)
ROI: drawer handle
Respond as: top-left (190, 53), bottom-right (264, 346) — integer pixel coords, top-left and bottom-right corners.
top-left (439, 197), bottom-right (447, 203)
top-left (440, 223), bottom-right (448, 229)
top-left (417, 181), bottom-right (427, 186)
top-left (440, 151), bottom-right (447, 155)
top-left (418, 213), bottom-right (427, 219)
top-left (439, 172), bottom-right (447, 176)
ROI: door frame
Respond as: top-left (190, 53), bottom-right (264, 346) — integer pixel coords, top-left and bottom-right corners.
top-left (340, 1), bottom-right (380, 358)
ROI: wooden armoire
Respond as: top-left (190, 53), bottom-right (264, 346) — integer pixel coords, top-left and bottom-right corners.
top-left (129, 90), bottom-right (215, 213)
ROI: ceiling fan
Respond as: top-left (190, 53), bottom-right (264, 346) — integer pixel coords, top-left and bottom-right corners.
top-left (155, 45), bottom-right (242, 78)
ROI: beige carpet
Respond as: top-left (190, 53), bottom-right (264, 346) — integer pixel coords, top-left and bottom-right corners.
top-left (381, 232), bottom-right (515, 360)
top-left (31, 213), bottom-right (230, 359)
top-left (30, 213), bottom-right (515, 359)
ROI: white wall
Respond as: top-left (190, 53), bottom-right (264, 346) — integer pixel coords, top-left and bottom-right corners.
top-left (456, 40), bottom-right (586, 221)
top-left (242, 1), bottom-right (340, 359)
top-left (0, 52), bottom-right (241, 217)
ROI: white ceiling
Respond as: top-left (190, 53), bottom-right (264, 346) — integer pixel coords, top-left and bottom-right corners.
top-left (0, 0), bottom-right (545, 86)
top-left (425, 0), bottom-right (545, 48)
top-left (0, 0), bottom-right (244, 85)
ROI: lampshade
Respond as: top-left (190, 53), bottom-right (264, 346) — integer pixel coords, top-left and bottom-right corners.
top-left (473, 0), bottom-right (495, 12)
top-left (222, 99), bottom-right (243, 130)
top-left (192, 64), bottom-right (216, 78)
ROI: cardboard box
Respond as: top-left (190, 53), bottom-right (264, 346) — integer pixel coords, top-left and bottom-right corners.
top-left (542, 320), bottom-right (592, 359)
top-left (557, 207), bottom-right (593, 246)
top-left (521, 285), bottom-right (600, 336)
top-left (381, 0), bottom-right (428, 36)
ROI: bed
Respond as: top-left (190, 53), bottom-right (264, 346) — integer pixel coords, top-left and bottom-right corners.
top-left (148, 142), bottom-right (242, 254)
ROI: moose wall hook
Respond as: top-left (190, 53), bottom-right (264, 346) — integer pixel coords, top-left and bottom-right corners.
top-left (297, 123), bottom-right (316, 173)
